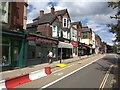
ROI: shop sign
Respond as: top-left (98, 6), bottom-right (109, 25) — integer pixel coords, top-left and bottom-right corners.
top-left (28, 41), bottom-right (36, 46)
top-left (27, 36), bottom-right (58, 44)
top-left (71, 41), bottom-right (78, 47)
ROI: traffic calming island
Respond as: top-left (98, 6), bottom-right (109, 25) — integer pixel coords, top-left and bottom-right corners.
top-left (56, 63), bottom-right (67, 67)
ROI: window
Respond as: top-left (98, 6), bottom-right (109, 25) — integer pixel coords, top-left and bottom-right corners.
top-left (0, 2), bottom-right (9, 23)
top-left (83, 33), bottom-right (88, 39)
top-left (27, 45), bottom-right (36, 59)
top-left (59, 30), bottom-right (62, 37)
top-left (52, 26), bottom-right (58, 37)
top-left (2, 38), bottom-right (11, 66)
top-left (63, 31), bottom-right (67, 38)
top-left (63, 18), bottom-right (67, 27)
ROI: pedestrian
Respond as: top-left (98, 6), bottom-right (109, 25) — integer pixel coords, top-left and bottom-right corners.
top-left (47, 51), bottom-right (53, 64)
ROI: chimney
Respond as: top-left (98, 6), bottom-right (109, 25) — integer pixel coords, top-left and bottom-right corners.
top-left (51, 6), bottom-right (55, 15)
top-left (40, 10), bottom-right (44, 17)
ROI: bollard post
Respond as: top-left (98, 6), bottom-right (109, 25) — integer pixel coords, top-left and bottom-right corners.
top-left (45, 67), bottom-right (51, 75)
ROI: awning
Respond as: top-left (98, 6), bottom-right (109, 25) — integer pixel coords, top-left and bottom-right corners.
top-left (58, 41), bottom-right (73, 48)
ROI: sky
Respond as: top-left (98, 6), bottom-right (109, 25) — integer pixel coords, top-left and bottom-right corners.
top-left (27, 0), bottom-right (118, 45)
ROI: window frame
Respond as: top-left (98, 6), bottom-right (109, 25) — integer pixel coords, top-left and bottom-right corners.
top-left (83, 33), bottom-right (88, 39)
top-left (63, 18), bottom-right (67, 27)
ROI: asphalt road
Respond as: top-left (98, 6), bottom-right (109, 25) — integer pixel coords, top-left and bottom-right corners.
top-left (42, 54), bottom-right (117, 89)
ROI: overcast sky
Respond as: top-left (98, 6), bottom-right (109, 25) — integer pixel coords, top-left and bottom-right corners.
top-left (27, 0), bottom-right (118, 45)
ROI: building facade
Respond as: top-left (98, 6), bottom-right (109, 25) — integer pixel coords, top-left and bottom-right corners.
top-left (81, 26), bottom-right (93, 55)
top-left (1, 2), bottom-right (28, 70)
top-left (70, 21), bottom-right (82, 57)
top-left (95, 34), bottom-right (102, 54)
top-left (27, 6), bottom-right (60, 65)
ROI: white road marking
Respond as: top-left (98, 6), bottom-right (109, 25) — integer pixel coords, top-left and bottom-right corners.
top-left (54, 72), bottom-right (63, 76)
top-left (41, 56), bottom-right (104, 89)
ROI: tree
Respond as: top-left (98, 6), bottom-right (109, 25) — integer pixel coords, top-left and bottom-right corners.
top-left (107, 1), bottom-right (120, 42)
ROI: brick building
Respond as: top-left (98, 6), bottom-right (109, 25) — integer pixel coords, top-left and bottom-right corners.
top-left (70, 21), bottom-right (82, 57)
top-left (95, 34), bottom-right (102, 54)
top-left (0, 1), bottom-right (28, 70)
top-left (81, 26), bottom-right (93, 55)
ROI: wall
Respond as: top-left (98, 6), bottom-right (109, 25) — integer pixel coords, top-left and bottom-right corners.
top-left (81, 39), bottom-right (90, 45)
top-left (92, 31), bottom-right (95, 48)
top-left (10, 2), bottom-right (24, 30)
top-left (37, 24), bottom-right (52, 37)
top-left (71, 27), bottom-right (77, 41)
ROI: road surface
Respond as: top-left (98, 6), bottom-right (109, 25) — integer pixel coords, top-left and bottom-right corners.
top-left (41, 54), bottom-right (117, 89)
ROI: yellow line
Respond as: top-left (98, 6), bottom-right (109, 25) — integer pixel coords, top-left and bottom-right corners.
top-left (99, 72), bottom-right (108, 89)
top-left (99, 65), bottom-right (113, 90)
top-left (52, 64), bottom-right (75, 74)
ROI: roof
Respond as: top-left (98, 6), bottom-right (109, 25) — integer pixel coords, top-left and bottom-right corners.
top-left (82, 25), bottom-right (88, 28)
top-left (34, 14), bottom-right (57, 25)
top-left (33, 9), bottom-right (67, 21)
top-left (27, 9), bottom-right (70, 28)
top-left (71, 21), bottom-right (82, 28)
top-left (27, 23), bottom-right (37, 28)
top-left (81, 28), bottom-right (91, 33)
top-left (71, 21), bottom-right (81, 25)
top-left (27, 14), bottom-right (57, 29)
top-left (27, 27), bottom-right (37, 34)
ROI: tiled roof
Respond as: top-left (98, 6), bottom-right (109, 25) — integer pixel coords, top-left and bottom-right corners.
top-left (27, 9), bottom-right (68, 28)
top-left (34, 14), bottom-right (57, 25)
top-left (33, 9), bottom-right (67, 21)
top-left (81, 28), bottom-right (91, 32)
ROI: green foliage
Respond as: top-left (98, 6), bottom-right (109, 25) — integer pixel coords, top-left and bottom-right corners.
top-left (108, 1), bottom-right (120, 42)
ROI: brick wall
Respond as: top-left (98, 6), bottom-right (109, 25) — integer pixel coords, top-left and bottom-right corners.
top-left (37, 24), bottom-right (52, 37)
top-left (10, 2), bottom-right (24, 30)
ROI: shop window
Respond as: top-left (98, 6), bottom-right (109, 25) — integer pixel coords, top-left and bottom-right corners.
top-left (27, 45), bottom-right (36, 59)
top-left (36, 46), bottom-right (41, 58)
top-left (2, 46), bottom-right (9, 65)
top-left (83, 33), bottom-right (88, 39)
top-left (2, 38), bottom-right (11, 66)
top-left (52, 47), bottom-right (56, 58)
top-left (73, 47), bottom-right (77, 54)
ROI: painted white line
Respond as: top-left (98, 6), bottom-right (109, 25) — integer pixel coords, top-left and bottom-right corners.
top-left (0, 80), bottom-right (6, 90)
top-left (41, 56), bottom-right (103, 89)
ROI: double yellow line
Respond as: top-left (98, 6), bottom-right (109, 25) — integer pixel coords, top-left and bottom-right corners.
top-left (99, 65), bottom-right (113, 90)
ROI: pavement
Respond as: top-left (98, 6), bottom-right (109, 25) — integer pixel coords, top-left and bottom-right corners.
top-left (114, 54), bottom-right (120, 89)
top-left (118, 54), bottom-right (120, 89)
top-left (0, 54), bottom-right (98, 81)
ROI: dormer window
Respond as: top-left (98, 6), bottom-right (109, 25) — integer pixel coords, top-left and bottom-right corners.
top-left (63, 18), bottom-right (67, 27)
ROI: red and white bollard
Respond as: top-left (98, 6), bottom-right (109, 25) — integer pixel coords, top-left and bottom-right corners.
top-left (45, 66), bottom-right (51, 75)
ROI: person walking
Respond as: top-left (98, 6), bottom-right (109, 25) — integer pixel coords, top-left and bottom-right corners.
top-left (47, 51), bottom-right (53, 64)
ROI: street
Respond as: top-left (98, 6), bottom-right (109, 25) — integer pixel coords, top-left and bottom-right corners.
top-left (12, 54), bottom-right (118, 89)
top-left (42, 54), bottom-right (116, 89)
top-left (1, 1), bottom-right (119, 90)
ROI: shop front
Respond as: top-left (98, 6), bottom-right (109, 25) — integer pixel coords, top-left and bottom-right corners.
top-left (85, 44), bottom-right (92, 55)
top-left (58, 41), bottom-right (73, 60)
top-left (26, 33), bottom-right (58, 66)
top-left (1, 30), bottom-right (27, 71)
top-left (71, 41), bottom-right (78, 57)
